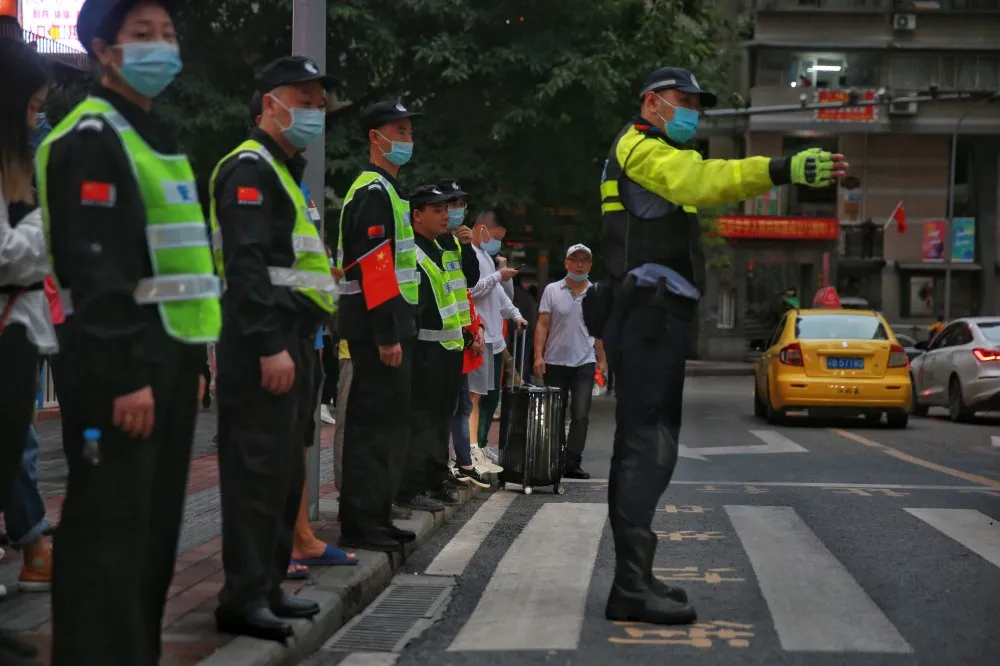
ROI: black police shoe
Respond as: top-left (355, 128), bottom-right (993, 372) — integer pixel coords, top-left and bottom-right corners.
top-left (380, 523), bottom-right (416, 542)
top-left (215, 607), bottom-right (294, 643)
top-left (563, 464), bottom-right (591, 480)
top-left (399, 495), bottom-right (445, 513)
top-left (271, 593), bottom-right (320, 619)
top-left (429, 486), bottom-right (459, 506)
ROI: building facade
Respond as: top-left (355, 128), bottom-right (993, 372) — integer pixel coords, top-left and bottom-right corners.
top-left (699, 0), bottom-right (1000, 360)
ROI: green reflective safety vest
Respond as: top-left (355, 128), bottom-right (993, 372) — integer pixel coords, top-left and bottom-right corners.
top-left (207, 140), bottom-right (337, 315)
top-left (35, 96), bottom-right (221, 344)
top-left (415, 243), bottom-right (464, 351)
top-left (439, 234), bottom-right (471, 327)
top-left (335, 171), bottom-right (418, 305)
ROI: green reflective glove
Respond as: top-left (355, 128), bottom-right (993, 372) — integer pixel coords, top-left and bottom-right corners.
top-left (790, 147), bottom-right (835, 188)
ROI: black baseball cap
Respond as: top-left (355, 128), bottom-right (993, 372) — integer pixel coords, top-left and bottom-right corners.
top-left (639, 66), bottom-right (718, 108)
top-left (255, 55), bottom-right (334, 94)
top-left (77, 0), bottom-right (180, 57)
top-left (436, 178), bottom-right (469, 200)
top-left (359, 99), bottom-right (423, 133)
top-left (408, 184), bottom-right (452, 209)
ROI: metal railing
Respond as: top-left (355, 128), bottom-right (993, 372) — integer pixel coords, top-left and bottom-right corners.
top-left (0, 21), bottom-right (90, 73)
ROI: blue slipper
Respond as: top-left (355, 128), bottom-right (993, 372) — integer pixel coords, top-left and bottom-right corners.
top-left (297, 544), bottom-right (359, 566)
top-left (286, 561), bottom-right (310, 580)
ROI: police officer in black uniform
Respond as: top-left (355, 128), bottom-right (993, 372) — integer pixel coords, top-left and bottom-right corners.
top-left (335, 100), bottom-right (424, 552)
top-left (594, 67), bottom-right (847, 626)
top-left (40, 1), bottom-right (222, 663)
top-left (209, 56), bottom-right (336, 642)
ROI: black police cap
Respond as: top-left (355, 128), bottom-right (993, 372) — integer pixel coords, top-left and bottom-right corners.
top-left (77, 0), bottom-right (181, 57)
top-left (359, 100), bottom-right (423, 133)
top-left (639, 66), bottom-right (718, 108)
top-left (408, 184), bottom-right (452, 209)
top-left (436, 178), bottom-right (469, 200)
top-left (255, 55), bottom-right (334, 94)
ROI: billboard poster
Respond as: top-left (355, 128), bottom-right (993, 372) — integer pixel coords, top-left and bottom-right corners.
top-left (19, 0), bottom-right (85, 50)
top-left (951, 217), bottom-right (975, 263)
top-left (921, 220), bottom-right (946, 262)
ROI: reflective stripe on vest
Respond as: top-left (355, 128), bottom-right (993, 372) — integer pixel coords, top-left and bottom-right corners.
top-left (208, 140), bottom-right (336, 314)
top-left (415, 245), bottom-right (464, 351)
top-left (335, 171), bottom-right (418, 305)
top-left (439, 235), bottom-right (471, 326)
top-left (35, 96), bottom-right (221, 343)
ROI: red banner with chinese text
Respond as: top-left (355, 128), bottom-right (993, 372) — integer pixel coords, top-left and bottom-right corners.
top-left (715, 216), bottom-right (840, 241)
top-left (814, 89), bottom-right (879, 123)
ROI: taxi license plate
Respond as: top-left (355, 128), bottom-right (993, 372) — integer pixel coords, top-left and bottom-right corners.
top-left (827, 357), bottom-right (864, 370)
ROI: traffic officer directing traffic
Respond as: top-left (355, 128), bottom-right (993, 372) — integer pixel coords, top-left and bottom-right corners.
top-left (208, 55), bottom-right (337, 642)
top-left (335, 99), bottom-right (422, 552)
top-left (394, 184), bottom-right (481, 511)
top-left (594, 67), bottom-right (848, 626)
top-left (37, 0), bottom-right (222, 662)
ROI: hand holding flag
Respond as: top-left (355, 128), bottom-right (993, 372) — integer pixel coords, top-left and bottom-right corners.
top-left (341, 239), bottom-right (400, 310)
top-left (885, 201), bottom-right (907, 233)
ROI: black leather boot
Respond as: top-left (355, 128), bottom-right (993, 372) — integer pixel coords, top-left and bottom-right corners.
top-left (605, 528), bottom-right (696, 625)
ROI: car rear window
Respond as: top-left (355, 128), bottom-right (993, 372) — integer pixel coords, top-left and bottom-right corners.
top-left (977, 321), bottom-right (1000, 342)
top-left (795, 314), bottom-right (888, 341)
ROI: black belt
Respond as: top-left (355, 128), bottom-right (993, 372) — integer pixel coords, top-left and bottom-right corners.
top-left (0, 282), bottom-right (43, 295)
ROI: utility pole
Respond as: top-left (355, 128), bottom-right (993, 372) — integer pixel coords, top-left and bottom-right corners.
top-left (292, 0), bottom-right (327, 521)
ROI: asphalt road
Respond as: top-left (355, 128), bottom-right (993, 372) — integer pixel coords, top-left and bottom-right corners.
top-left (307, 377), bottom-right (1000, 666)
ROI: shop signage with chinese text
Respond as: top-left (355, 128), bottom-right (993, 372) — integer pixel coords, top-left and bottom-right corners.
top-left (715, 215), bottom-right (839, 241)
top-left (814, 89), bottom-right (880, 123)
top-left (19, 0), bottom-right (84, 50)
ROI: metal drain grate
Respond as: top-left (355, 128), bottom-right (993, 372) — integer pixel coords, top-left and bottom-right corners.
top-left (324, 576), bottom-right (454, 652)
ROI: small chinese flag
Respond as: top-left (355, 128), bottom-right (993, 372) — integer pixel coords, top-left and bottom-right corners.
top-left (886, 201), bottom-right (907, 233)
top-left (357, 239), bottom-right (400, 310)
top-left (80, 181), bottom-right (114, 206)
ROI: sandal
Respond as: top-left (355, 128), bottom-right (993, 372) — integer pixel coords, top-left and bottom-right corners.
top-left (286, 561), bottom-right (310, 580)
top-left (296, 544), bottom-right (359, 567)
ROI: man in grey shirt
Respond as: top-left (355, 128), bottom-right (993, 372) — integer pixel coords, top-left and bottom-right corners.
top-left (533, 244), bottom-right (606, 479)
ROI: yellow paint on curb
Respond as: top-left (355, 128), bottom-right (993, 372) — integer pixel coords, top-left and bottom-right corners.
top-left (828, 428), bottom-right (1000, 488)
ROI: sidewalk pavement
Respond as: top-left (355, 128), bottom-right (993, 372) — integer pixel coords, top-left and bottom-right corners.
top-left (0, 410), bottom-right (491, 666)
top-left (685, 360), bottom-right (755, 376)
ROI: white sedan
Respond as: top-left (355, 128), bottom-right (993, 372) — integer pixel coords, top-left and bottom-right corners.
top-left (910, 317), bottom-right (1000, 421)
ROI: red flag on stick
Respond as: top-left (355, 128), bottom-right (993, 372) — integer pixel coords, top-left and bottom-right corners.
top-left (345, 240), bottom-right (400, 310)
top-left (885, 201), bottom-right (907, 233)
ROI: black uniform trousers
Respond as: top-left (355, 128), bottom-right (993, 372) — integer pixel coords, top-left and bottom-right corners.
top-left (604, 292), bottom-right (690, 547)
top-left (338, 337), bottom-right (414, 534)
top-left (51, 326), bottom-right (204, 666)
top-left (396, 342), bottom-right (463, 502)
top-left (216, 326), bottom-right (314, 614)
top-left (0, 324), bottom-right (39, 516)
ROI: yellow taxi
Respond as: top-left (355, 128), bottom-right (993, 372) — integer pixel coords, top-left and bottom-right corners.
top-left (752, 288), bottom-right (912, 428)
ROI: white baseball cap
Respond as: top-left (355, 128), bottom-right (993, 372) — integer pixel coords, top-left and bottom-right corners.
top-left (566, 243), bottom-right (592, 259)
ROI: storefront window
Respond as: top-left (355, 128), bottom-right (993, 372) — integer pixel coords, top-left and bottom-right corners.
top-left (892, 54), bottom-right (999, 91)
top-left (756, 50), bottom-right (880, 88)
top-left (718, 289), bottom-right (736, 330)
top-left (899, 272), bottom-right (980, 318)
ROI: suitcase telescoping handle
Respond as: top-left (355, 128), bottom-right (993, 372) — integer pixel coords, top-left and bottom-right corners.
top-left (509, 325), bottom-right (528, 389)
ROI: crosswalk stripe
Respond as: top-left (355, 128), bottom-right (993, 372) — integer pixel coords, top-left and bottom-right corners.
top-left (426, 492), bottom-right (516, 576)
top-left (726, 505), bottom-right (913, 654)
top-left (904, 508), bottom-right (1000, 569)
top-left (447, 502), bottom-right (606, 652)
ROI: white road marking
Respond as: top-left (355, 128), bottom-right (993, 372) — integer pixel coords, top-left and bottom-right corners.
top-left (338, 653), bottom-right (398, 665)
top-left (447, 503), bottom-right (606, 652)
top-left (679, 430), bottom-right (808, 460)
top-left (905, 508), bottom-right (1000, 569)
top-left (561, 479), bottom-right (988, 491)
top-left (425, 492), bottom-right (516, 576)
top-left (726, 505), bottom-right (912, 654)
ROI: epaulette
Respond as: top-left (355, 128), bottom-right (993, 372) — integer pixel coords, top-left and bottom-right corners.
top-left (237, 152), bottom-right (260, 163)
top-left (75, 117), bottom-right (105, 133)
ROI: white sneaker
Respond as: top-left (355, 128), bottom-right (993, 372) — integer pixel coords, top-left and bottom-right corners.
top-left (320, 404), bottom-right (336, 425)
top-left (473, 446), bottom-right (503, 474)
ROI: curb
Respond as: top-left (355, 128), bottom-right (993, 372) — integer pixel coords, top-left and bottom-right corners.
top-left (196, 483), bottom-right (483, 666)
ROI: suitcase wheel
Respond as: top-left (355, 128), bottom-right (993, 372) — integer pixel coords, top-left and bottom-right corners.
top-left (554, 484), bottom-right (565, 496)
top-left (523, 486), bottom-right (533, 495)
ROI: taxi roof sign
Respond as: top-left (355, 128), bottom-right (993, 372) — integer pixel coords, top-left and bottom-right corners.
top-left (813, 287), bottom-right (841, 309)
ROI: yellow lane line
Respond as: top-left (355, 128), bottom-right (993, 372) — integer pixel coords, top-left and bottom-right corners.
top-left (827, 428), bottom-right (1000, 489)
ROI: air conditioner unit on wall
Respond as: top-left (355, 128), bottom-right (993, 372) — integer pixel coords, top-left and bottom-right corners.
top-left (888, 100), bottom-right (919, 116)
top-left (893, 13), bottom-right (917, 31)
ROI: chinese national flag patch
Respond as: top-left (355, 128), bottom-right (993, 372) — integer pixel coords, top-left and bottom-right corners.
top-left (80, 181), bottom-right (116, 207)
top-left (236, 187), bottom-right (262, 206)
top-left (367, 225), bottom-right (385, 239)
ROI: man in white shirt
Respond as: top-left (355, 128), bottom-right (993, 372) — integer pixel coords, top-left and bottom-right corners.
top-left (533, 244), bottom-right (606, 479)
top-left (467, 210), bottom-right (526, 471)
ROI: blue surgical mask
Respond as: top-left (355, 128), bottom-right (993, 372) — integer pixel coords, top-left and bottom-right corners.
top-left (378, 133), bottom-right (413, 166)
top-left (657, 95), bottom-right (699, 144)
top-left (567, 272), bottom-right (589, 282)
top-left (447, 207), bottom-right (466, 230)
top-left (271, 97), bottom-right (325, 149)
top-left (114, 42), bottom-right (183, 98)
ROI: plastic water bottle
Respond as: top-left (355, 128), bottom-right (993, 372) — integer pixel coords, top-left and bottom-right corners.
top-left (82, 428), bottom-right (102, 466)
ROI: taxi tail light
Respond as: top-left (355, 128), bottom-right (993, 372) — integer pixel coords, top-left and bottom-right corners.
top-left (972, 348), bottom-right (1000, 363)
top-left (888, 344), bottom-right (908, 368)
top-left (779, 342), bottom-right (803, 366)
